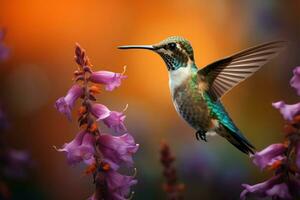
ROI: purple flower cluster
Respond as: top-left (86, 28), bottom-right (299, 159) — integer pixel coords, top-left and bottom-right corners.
top-left (55, 44), bottom-right (138, 200)
top-left (0, 29), bottom-right (9, 61)
top-left (240, 66), bottom-right (300, 200)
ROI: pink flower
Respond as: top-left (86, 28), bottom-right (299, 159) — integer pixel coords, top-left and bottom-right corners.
top-left (98, 134), bottom-right (139, 169)
top-left (90, 103), bottom-right (111, 121)
top-left (105, 170), bottom-right (137, 200)
top-left (290, 66), bottom-right (300, 96)
top-left (90, 70), bottom-right (127, 91)
top-left (252, 143), bottom-right (287, 171)
top-left (56, 131), bottom-right (95, 165)
top-left (240, 175), bottom-right (292, 200)
top-left (265, 183), bottom-right (292, 199)
top-left (55, 85), bottom-right (83, 120)
top-left (103, 111), bottom-right (127, 133)
top-left (88, 169), bottom-right (137, 200)
top-left (272, 101), bottom-right (300, 121)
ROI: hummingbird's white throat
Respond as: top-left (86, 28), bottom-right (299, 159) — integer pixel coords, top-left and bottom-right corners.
top-left (168, 64), bottom-right (192, 95)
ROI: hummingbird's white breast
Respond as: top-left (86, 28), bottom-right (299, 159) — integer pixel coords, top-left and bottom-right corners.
top-left (168, 65), bottom-right (218, 137)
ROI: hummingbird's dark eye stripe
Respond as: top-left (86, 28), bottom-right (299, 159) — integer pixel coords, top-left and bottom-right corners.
top-left (168, 43), bottom-right (176, 50)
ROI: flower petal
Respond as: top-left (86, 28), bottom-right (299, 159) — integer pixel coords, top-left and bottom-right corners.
top-left (90, 70), bottom-right (127, 91)
top-left (290, 66), bottom-right (300, 96)
top-left (272, 101), bottom-right (300, 121)
top-left (103, 111), bottom-right (127, 133)
top-left (56, 131), bottom-right (95, 165)
top-left (240, 174), bottom-right (282, 200)
top-left (98, 133), bottom-right (139, 168)
top-left (91, 103), bottom-right (111, 121)
top-left (55, 85), bottom-right (83, 120)
top-left (265, 183), bottom-right (292, 200)
top-left (105, 170), bottom-right (137, 199)
top-left (252, 143), bottom-right (286, 170)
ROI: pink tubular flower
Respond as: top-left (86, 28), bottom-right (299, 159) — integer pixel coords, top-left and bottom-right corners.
top-left (90, 103), bottom-right (111, 121)
top-left (266, 183), bottom-right (292, 199)
top-left (56, 131), bottom-right (95, 165)
top-left (103, 111), bottom-right (127, 133)
top-left (98, 134), bottom-right (139, 168)
top-left (251, 143), bottom-right (287, 171)
top-left (240, 175), bottom-right (291, 200)
top-left (90, 70), bottom-right (127, 91)
top-left (272, 101), bottom-right (300, 121)
top-left (55, 85), bottom-right (83, 120)
top-left (105, 170), bottom-right (137, 200)
top-left (290, 66), bottom-right (300, 96)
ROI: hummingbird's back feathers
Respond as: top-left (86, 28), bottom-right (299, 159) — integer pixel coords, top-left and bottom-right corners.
top-left (198, 41), bottom-right (287, 101)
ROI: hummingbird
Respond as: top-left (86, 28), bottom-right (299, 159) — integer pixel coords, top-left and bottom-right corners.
top-left (118, 36), bottom-right (286, 155)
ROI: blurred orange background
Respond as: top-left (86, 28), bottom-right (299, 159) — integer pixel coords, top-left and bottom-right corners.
top-left (0, 1), bottom-right (300, 199)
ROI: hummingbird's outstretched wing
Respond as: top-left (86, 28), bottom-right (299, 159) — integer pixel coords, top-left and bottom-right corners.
top-left (198, 41), bottom-right (287, 101)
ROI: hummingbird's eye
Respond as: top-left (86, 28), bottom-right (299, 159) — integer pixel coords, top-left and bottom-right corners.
top-left (168, 43), bottom-right (177, 50)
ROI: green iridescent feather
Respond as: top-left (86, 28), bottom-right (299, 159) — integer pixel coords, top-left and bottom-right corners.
top-left (203, 93), bottom-right (237, 132)
top-left (203, 92), bottom-right (253, 147)
top-left (189, 70), bottom-right (253, 149)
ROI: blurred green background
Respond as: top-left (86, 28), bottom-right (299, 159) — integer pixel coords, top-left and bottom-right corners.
top-left (0, 0), bottom-right (300, 199)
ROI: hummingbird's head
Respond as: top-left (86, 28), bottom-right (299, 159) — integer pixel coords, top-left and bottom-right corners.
top-left (118, 36), bottom-right (194, 71)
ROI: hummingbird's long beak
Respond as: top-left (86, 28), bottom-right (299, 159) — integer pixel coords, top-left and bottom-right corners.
top-left (118, 45), bottom-right (155, 50)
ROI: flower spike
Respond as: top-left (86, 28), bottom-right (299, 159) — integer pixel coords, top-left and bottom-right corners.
top-left (54, 43), bottom-right (138, 199)
top-left (241, 66), bottom-right (300, 199)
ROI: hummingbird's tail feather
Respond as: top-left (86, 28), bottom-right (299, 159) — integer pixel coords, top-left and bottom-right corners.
top-left (208, 100), bottom-right (255, 155)
top-left (220, 125), bottom-right (255, 155)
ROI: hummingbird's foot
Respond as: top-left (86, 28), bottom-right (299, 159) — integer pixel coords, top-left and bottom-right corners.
top-left (195, 130), bottom-right (207, 142)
